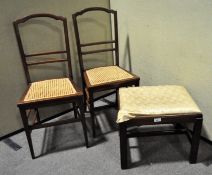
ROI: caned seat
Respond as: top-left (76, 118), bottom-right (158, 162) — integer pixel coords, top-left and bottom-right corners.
top-left (73, 7), bottom-right (140, 137)
top-left (85, 66), bottom-right (134, 86)
top-left (14, 13), bottom-right (88, 159)
top-left (24, 78), bottom-right (76, 102)
top-left (117, 85), bottom-right (203, 169)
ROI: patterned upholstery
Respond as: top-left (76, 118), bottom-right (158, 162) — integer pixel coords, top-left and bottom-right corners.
top-left (117, 85), bottom-right (201, 123)
top-left (24, 78), bottom-right (76, 102)
top-left (85, 66), bottom-right (134, 86)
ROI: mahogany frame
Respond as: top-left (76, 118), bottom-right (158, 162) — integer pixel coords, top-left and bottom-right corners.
top-left (13, 13), bottom-right (88, 159)
top-left (119, 113), bottom-right (203, 169)
top-left (72, 7), bottom-right (140, 137)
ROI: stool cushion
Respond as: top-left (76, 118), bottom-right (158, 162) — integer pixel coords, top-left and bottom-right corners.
top-left (117, 85), bottom-right (201, 123)
top-left (24, 78), bottom-right (77, 102)
top-left (85, 66), bottom-right (134, 86)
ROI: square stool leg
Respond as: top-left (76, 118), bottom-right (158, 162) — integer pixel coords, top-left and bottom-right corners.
top-left (119, 123), bottom-right (128, 169)
top-left (189, 117), bottom-right (203, 163)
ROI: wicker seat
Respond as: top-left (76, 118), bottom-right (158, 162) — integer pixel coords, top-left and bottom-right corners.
top-left (117, 85), bottom-right (203, 169)
top-left (24, 78), bottom-right (76, 102)
top-left (86, 66), bottom-right (134, 86)
top-left (14, 14), bottom-right (88, 159)
top-left (73, 7), bottom-right (140, 137)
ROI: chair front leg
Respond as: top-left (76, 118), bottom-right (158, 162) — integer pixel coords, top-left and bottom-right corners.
top-left (73, 102), bottom-right (78, 119)
top-left (115, 88), bottom-right (119, 109)
top-left (189, 117), bottom-right (203, 163)
top-left (19, 108), bottom-right (35, 159)
top-left (83, 84), bottom-right (88, 112)
top-left (135, 80), bottom-right (140, 87)
top-left (79, 100), bottom-right (89, 148)
top-left (88, 91), bottom-right (96, 137)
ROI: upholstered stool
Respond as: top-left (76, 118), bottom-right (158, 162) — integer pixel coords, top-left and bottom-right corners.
top-left (117, 85), bottom-right (203, 169)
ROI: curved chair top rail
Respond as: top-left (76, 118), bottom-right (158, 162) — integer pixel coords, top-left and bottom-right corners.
top-left (72, 6), bottom-right (119, 70)
top-left (13, 13), bottom-right (73, 83)
top-left (73, 7), bottom-right (116, 17)
top-left (14, 13), bottom-right (66, 25)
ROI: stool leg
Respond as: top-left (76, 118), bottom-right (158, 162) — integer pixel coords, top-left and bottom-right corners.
top-left (119, 124), bottom-right (128, 169)
top-left (189, 117), bottom-right (203, 163)
top-left (19, 108), bottom-right (35, 159)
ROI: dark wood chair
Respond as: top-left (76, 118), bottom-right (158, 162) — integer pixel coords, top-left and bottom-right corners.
top-left (13, 13), bottom-right (88, 159)
top-left (117, 85), bottom-right (203, 169)
top-left (72, 7), bottom-right (140, 137)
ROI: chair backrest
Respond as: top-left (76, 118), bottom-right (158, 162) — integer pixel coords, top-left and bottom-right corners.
top-left (72, 7), bottom-right (119, 75)
top-left (13, 13), bottom-right (73, 84)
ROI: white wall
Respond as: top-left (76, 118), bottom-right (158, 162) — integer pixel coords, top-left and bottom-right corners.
top-left (111, 0), bottom-right (212, 140)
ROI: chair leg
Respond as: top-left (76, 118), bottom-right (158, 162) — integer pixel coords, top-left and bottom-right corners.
top-left (79, 102), bottom-right (89, 148)
top-left (115, 88), bottom-right (119, 109)
top-left (189, 117), bottom-right (203, 163)
top-left (119, 123), bottom-right (128, 169)
top-left (35, 108), bottom-right (41, 123)
top-left (73, 102), bottom-right (78, 119)
top-left (89, 92), bottom-right (96, 137)
top-left (19, 108), bottom-right (35, 159)
top-left (83, 88), bottom-right (87, 111)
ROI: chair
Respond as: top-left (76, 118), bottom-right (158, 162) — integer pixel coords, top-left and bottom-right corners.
top-left (117, 85), bottom-right (203, 169)
top-left (13, 13), bottom-right (88, 159)
top-left (72, 7), bottom-right (140, 137)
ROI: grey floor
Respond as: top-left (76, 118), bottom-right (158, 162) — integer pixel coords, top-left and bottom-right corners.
top-left (1, 100), bottom-right (212, 175)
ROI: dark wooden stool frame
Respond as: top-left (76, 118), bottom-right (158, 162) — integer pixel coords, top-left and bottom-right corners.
top-left (119, 113), bottom-right (203, 169)
top-left (13, 13), bottom-right (88, 159)
top-left (72, 7), bottom-right (140, 137)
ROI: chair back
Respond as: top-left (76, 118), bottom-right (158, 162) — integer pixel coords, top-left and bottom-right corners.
top-left (72, 7), bottom-right (119, 76)
top-left (13, 13), bottom-right (73, 84)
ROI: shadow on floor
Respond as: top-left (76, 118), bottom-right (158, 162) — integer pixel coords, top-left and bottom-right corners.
top-left (38, 107), bottom-right (118, 158)
top-left (129, 134), bottom-right (190, 168)
top-left (127, 127), bottom-right (212, 168)
top-left (29, 104), bottom-right (212, 166)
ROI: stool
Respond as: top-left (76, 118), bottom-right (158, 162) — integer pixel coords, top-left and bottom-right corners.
top-left (117, 85), bottom-right (203, 169)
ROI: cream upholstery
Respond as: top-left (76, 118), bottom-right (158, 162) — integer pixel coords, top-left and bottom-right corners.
top-left (24, 78), bottom-right (76, 102)
top-left (117, 85), bottom-right (201, 123)
top-left (86, 66), bottom-right (134, 86)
